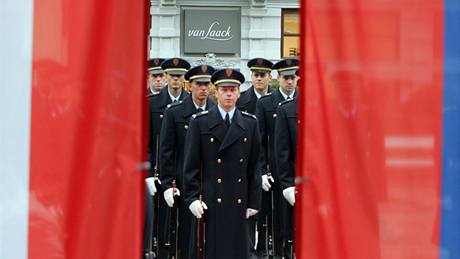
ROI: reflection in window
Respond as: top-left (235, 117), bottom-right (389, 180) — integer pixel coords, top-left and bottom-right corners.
top-left (282, 9), bottom-right (300, 58)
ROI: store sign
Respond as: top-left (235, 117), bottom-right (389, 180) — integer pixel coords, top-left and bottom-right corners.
top-left (183, 9), bottom-right (241, 54)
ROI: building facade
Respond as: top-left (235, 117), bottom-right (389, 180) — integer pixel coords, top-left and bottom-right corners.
top-left (149, 0), bottom-right (300, 87)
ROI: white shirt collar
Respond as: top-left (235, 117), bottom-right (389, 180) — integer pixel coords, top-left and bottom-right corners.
top-left (217, 105), bottom-right (236, 121)
top-left (253, 87), bottom-right (262, 99)
top-left (279, 88), bottom-right (295, 100)
top-left (168, 88), bottom-right (181, 102)
top-left (150, 88), bottom-right (159, 95)
top-left (193, 101), bottom-right (207, 111)
top-left (253, 87), bottom-right (269, 99)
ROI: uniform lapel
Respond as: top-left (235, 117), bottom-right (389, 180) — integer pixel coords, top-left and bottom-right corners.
top-left (218, 110), bottom-right (245, 154)
top-left (272, 89), bottom-right (284, 109)
top-left (208, 107), bottom-right (227, 145)
top-left (179, 89), bottom-right (188, 100)
top-left (205, 98), bottom-right (216, 110)
top-left (182, 96), bottom-right (197, 119)
top-left (158, 86), bottom-right (172, 109)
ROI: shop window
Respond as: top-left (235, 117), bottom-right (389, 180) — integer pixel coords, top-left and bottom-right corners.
top-left (281, 9), bottom-right (300, 58)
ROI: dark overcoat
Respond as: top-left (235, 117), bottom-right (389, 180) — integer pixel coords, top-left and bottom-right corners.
top-left (184, 106), bottom-right (262, 259)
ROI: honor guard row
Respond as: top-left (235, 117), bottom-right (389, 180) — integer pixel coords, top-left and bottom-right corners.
top-left (144, 56), bottom-right (300, 259)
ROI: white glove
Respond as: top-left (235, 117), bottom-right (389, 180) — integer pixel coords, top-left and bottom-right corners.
top-left (145, 177), bottom-right (157, 196)
top-left (246, 208), bottom-right (258, 219)
top-left (262, 174), bottom-right (275, 192)
top-left (163, 187), bottom-right (180, 207)
top-left (189, 200), bottom-right (208, 219)
top-left (283, 186), bottom-right (296, 206)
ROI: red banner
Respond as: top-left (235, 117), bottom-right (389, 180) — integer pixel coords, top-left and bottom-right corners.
top-left (29, 0), bottom-right (146, 258)
top-left (297, 1), bottom-right (443, 258)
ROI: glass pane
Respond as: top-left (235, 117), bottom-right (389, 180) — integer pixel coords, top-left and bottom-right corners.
top-left (283, 36), bottom-right (300, 57)
top-left (283, 11), bottom-right (300, 35)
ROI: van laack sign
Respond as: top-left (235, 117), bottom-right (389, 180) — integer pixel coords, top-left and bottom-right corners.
top-left (188, 21), bottom-right (233, 41)
top-left (183, 9), bottom-right (241, 54)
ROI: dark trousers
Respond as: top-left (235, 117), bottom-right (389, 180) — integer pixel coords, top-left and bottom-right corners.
top-left (143, 189), bottom-right (155, 258)
top-left (256, 187), bottom-right (284, 257)
top-left (282, 200), bottom-right (294, 259)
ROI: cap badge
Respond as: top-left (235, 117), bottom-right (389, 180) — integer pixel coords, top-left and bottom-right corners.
top-left (173, 58), bottom-right (179, 66)
top-left (201, 65), bottom-right (208, 72)
top-left (257, 59), bottom-right (263, 65)
top-left (225, 69), bottom-right (233, 77)
top-left (286, 59), bottom-right (292, 66)
top-left (154, 59), bottom-right (160, 65)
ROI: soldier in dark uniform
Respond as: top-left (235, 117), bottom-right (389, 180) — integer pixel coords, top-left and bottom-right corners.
top-left (147, 58), bottom-right (166, 97)
top-left (144, 58), bottom-right (166, 259)
top-left (274, 96), bottom-right (298, 259)
top-left (236, 58), bottom-right (273, 258)
top-left (184, 69), bottom-right (262, 259)
top-left (254, 58), bottom-right (298, 258)
top-left (159, 65), bottom-right (216, 259)
top-left (236, 58), bottom-right (274, 114)
top-left (146, 57), bottom-right (190, 258)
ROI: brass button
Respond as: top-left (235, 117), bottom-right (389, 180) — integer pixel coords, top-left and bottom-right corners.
top-left (217, 158), bottom-right (222, 164)
top-left (237, 199), bottom-right (242, 204)
top-left (210, 137), bottom-right (214, 143)
top-left (243, 138), bottom-right (247, 142)
top-left (238, 178), bottom-right (242, 183)
top-left (217, 198), bottom-right (222, 203)
top-left (160, 114), bottom-right (163, 119)
top-left (217, 178), bottom-right (222, 184)
top-left (273, 113), bottom-right (277, 118)
top-left (184, 125), bottom-right (188, 129)
top-left (240, 158), bottom-right (244, 163)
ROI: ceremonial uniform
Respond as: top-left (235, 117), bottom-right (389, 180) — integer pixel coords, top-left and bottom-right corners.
top-left (254, 88), bottom-right (295, 257)
top-left (237, 58), bottom-right (274, 257)
top-left (184, 69), bottom-right (262, 259)
top-left (148, 58), bottom-right (190, 258)
top-left (272, 58), bottom-right (299, 259)
top-left (159, 65), bottom-right (216, 259)
top-left (274, 97), bottom-right (298, 259)
top-left (144, 58), bottom-right (165, 259)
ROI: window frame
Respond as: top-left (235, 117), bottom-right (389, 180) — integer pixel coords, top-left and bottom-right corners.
top-left (281, 8), bottom-right (300, 58)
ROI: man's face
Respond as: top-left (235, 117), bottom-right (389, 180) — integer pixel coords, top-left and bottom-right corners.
top-left (148, 73), bottom-right (166, 92)
top-left (278, 74), bottom-right (298, 94)
top-left (166, 73), bottom-right (185, 90)
top-left (190, 81), bottom-right (211, 102)
top-left (216, 86), bottom-right (240, 110)
top-left (251, 71), bottom-right (271, 92)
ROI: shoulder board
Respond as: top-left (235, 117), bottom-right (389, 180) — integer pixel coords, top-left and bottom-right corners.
top-left (279, 98), bottom-right (294, 106)
top-left (259, 92), bottom-right (273, 100)
top-left (241, 111), bottom-right (257, 119)
top-left (191, 110), bottom-right (209, 119)
top-left (166, 100), bottom-right (183, 109)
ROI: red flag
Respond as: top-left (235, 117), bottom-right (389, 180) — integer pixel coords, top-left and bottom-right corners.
top-left (297, 1), bottom-right (443, 258)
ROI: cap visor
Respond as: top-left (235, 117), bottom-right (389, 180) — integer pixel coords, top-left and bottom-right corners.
top-left (193, 77), bottom-right (211, 83)
top-left (148, 69), bottom-right (164, 75)
top-left (251, 69), bottom-right (270, 74)
top-left (216, 82), bottom-right (240, 87)
top-left (168, 71), bottom-right (186, 76)
top-left (279, 69), bottom-right (297, 76)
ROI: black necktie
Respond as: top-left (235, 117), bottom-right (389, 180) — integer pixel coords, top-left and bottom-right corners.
top-left (287, 96), bottom-right (292, 100)
top-left (225, 113), bottom-right (231, 127)
top-left (197, 108), bottom-right (203, 113)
